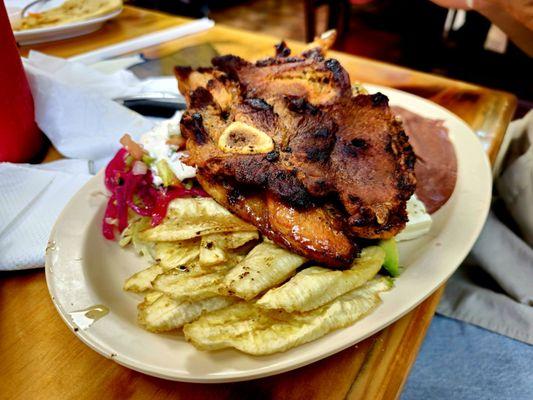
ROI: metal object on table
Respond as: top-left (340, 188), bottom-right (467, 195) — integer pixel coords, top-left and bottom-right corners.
top-left (114, 92), bottom-right (187, 117)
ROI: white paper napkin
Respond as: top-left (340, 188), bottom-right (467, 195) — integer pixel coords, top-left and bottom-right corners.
top-left (0, 52), bottom-right (184, 270)
top-left (23, 52), bottom-right (156, 164)
top-left (0, 161), bottom-right (92, 270)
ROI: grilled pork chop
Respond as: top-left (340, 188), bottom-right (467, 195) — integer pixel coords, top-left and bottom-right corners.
top-left (176, 35), bottom-right (416, 267)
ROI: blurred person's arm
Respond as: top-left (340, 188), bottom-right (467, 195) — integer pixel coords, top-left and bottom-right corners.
top-left (431, 0), bottom-right (533, 55)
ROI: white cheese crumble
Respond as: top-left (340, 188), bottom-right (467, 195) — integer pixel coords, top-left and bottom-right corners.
top-left (397, 195), bottom-right (432, 241)
top-left (139, 112), bottom-right (196, 185)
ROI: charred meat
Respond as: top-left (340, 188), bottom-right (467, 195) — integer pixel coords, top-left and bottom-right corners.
top-left (176, 38), bottom-right (416, 266)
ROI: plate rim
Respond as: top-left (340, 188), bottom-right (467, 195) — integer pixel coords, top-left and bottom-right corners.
top-left (14, 7), bottom-right (122, 37)
top-left (45, 84), bottom-right (492, 382)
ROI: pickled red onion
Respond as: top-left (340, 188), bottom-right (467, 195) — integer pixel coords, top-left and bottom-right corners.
top-left (102, 148), bottom-right (209, 240)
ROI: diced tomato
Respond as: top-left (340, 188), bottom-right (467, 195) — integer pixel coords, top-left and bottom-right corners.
top-left (119, 134), bottom-right (145, 160)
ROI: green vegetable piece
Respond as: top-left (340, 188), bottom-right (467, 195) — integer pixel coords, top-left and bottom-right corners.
top-left (156, 159), bottom-right (177, 187)
top-left (125, 154), bottom-right (134, 167)
top-left (142, 154), bottom-right (155, 166)
top-left (379, 238), bottom-right (400, 277)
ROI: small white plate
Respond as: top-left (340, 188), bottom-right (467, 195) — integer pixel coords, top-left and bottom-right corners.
top-left (14, 8), bottom-right (122, 46)
top-left (45, 85), bottom-right (492, 382)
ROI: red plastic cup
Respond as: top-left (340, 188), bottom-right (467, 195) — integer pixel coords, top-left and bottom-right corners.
top-left (0, 2), bottom-right (43, 162)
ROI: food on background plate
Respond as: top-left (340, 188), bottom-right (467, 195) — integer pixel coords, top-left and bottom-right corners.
top-left (102, 32), bottom-right (456, 355)
top-left (12, 0), bottom-right (122, 31)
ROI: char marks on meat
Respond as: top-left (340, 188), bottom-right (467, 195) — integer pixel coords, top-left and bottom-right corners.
top-left (176, 39), bottom-right (416, 267)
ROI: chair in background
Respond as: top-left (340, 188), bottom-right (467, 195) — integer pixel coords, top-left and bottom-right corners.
top-left (303, 0), bottom-right (351, 42)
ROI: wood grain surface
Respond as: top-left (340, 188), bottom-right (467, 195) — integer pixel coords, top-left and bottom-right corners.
top-left (3, 6), bottom-right (516, 400)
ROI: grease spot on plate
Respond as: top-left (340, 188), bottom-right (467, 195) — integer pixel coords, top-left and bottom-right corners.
top-left (45, 241), bottom-right (56, 254)
top-left (69, 305), bottom-right (109, 330)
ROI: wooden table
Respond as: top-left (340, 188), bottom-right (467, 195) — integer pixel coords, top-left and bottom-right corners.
top-left (2, 6), bottom-right (516, 400)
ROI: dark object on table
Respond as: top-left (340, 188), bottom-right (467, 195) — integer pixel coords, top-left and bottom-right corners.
top-left (116, 95), bottom-right (187, 117)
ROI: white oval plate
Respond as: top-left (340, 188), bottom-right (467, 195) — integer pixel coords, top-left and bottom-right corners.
top-left (14, 8), bottom-right (122, 46)
top-left (45, 85), bottom-right (491, 383)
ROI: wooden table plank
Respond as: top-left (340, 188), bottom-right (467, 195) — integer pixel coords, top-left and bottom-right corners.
top-left (3, 6), bottom-right (516, 399)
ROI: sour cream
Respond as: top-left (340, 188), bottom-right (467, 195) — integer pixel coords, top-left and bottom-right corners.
top-left (139, 112), bottom-right (196, 185)
top-left (397, 195), bottom-right (432, 242)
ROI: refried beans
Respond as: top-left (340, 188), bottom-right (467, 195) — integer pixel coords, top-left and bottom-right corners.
top-left (392, 106), bottom-right (458, 214)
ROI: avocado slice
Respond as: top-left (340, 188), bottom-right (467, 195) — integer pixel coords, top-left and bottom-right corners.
top-left (142, 154), bottom-right (154, 166)
top-left (379, 238), bottom-right (400, 277)
top-left (156, 159), bottom-right (178, 187)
